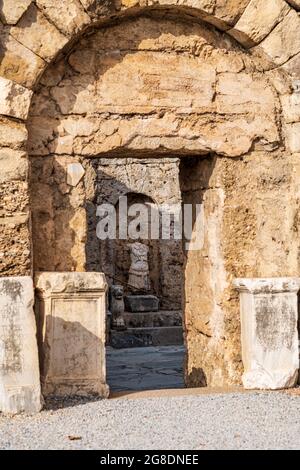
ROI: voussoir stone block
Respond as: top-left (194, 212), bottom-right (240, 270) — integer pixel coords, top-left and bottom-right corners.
top-left (234, 278), bottom-right (299, 390)
top-left (214, 0), bottom-right (251, 25)
top-left (0, 0), bottom-right (32, 25)
top-left (257, 9), bottom-right (300, 65)
top-left (229, 0), bottom-right (290, 48)
top-left (10, 4), bottom-right (68, 63)
top-left (0, 77), bottom-right (32, 120)
top-left (0, 277), bottom-right (42, 414)
top-left (35, 272), bottom-right (109, 398)
top-left (36, 0), bottom-right (91, 37)
top-left (0, 25), bottom-right (46, 88)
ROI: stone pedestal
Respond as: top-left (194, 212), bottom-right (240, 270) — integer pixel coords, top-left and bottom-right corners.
top-left (35, 272), bottom-right (109, 398)
top-left (234, 278), bottom-right (299, 390)
top-left (124, 295), bottom-right (159, 312)
top-left (0, 277), bottom-right (42, 414)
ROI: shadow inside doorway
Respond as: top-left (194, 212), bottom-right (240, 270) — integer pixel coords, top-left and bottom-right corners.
top-left (106, 345), bottom-right (186, 392)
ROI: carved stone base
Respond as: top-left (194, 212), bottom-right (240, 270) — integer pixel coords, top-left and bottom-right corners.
top-left (0, 277), bottom-right (42, 414)
top-left (234, 278), bottom-right (300, 390)
top-left (35, 272), bottom-right (109, 398)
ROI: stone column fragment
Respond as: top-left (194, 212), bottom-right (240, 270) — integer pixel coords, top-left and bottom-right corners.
top-left (35, 272), bottom-right (109, 397)
top-left (0, 277), bottom-right (42, 414)
top-left (234, 278), bottom-right (299, 390)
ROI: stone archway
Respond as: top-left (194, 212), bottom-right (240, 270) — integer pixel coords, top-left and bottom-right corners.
top-left (1, 1), bottom-right (300, 389)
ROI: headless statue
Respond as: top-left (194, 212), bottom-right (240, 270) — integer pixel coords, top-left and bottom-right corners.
top-left (128, 242), bottom-right (151, 293)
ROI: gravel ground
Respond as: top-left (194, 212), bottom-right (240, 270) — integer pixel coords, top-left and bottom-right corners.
top-left (0, 391), bottom-right (300, 450)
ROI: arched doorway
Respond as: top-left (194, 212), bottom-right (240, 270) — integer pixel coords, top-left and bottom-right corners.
top-left (26, 10), bottom-right (294, 390)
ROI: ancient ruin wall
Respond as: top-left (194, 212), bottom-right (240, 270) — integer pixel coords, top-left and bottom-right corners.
top-left (1, 1), bottom-right (300, 386)
top-left (1, 1), bottom-right (300, 277)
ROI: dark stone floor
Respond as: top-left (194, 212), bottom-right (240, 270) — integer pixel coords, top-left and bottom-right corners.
top-left (106, 345), bottom-right (185, 392)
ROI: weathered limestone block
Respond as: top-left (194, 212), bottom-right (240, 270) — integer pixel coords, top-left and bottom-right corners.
top-left (36, 0), bottom-right (91, 37)
top-left (35, 272), bottom-right (109, 397)
top-left (0, 277), bottom-right (42, 414)
top-left (281, 93), bottom-right (300, 123)
top-left (0, 220), bottom-right (31, 276)
top-left (214, 0), bottom-right (251, 25)
top-left (0, 118), bottom-right (28, 149)
top-left (234, 278), bottom-right (299, 390)
top-left (0, 26), bottom-right (46, 88)
top-left (10, 4), bottom-right (68, 62)
top-left (0, 77), bottom-right (32, 120)
top-left (284, 122), bottom-right (300, 152)
top-left (52, 53), bottom-right (217, 115)
top-left (0, 149), bottom-right (28, 183)
top-left (257, 9), bottom-right (300, 65)
top-left (266, 68), bottom-right (292, 96)
top-left (0, 0), bottom-right (32, 25)
top-left (216, 73), bottom-right (276, 114)
top-left (229, 0), bottom-right (290, 47)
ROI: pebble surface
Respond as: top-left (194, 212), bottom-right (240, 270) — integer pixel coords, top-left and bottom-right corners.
top-left (0, 392), bottom-right (300, 450)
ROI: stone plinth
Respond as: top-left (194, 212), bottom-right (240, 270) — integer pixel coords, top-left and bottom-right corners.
top-left (234, 278), bottom-right (300, 390)
top-left (125, 295), bottom-right (159, 313)
top-left (0, 277), bottom-right (42, 414)
top-left (35, 272), bottom-right (109, 398)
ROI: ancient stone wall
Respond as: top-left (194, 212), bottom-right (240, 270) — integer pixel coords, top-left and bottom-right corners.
top-left (181, 152), bottom-right (300, 386)
top-left (2, 0), bottom-right (300, 386)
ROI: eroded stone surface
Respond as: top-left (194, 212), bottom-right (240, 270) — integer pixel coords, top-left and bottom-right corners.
top-left (229, 0), bottom-right (290, 47)
top-left (28, 17), bottom-right (280, 158)
top-left (10, 4), bottom-right (68, 62)
top-left (0, 149), bottom-right (28, 183)
top-left (0, 77), bottom-right (32, 120)
top-left (35, 272), bottom-right (109, 397)
top-left (26, 14), bottom-right (300, 387)
top-left (257, 9), bottom-right (300, 65)
top-left (0, 118), bottom-right (28, 149)
top-left (234, 278), bottom-right (299, 390)
top-left (0, 26), bottom-right (46, 88)
top-left (36, 0), bottom-right (91, 37)
top-left (0, 277), bottom-right (42, 414)
top-left (1, 5), bottom-right (300, 389)
top-left (284, 122), bottom-right (300, 152)
top-left (0, 0), bottom-right (32, 25)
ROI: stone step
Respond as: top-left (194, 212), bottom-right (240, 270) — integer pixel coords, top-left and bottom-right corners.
top-left (110, 326), bottom-right (184, 349)
top-left (122, 310), bottom-right (182, 328)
